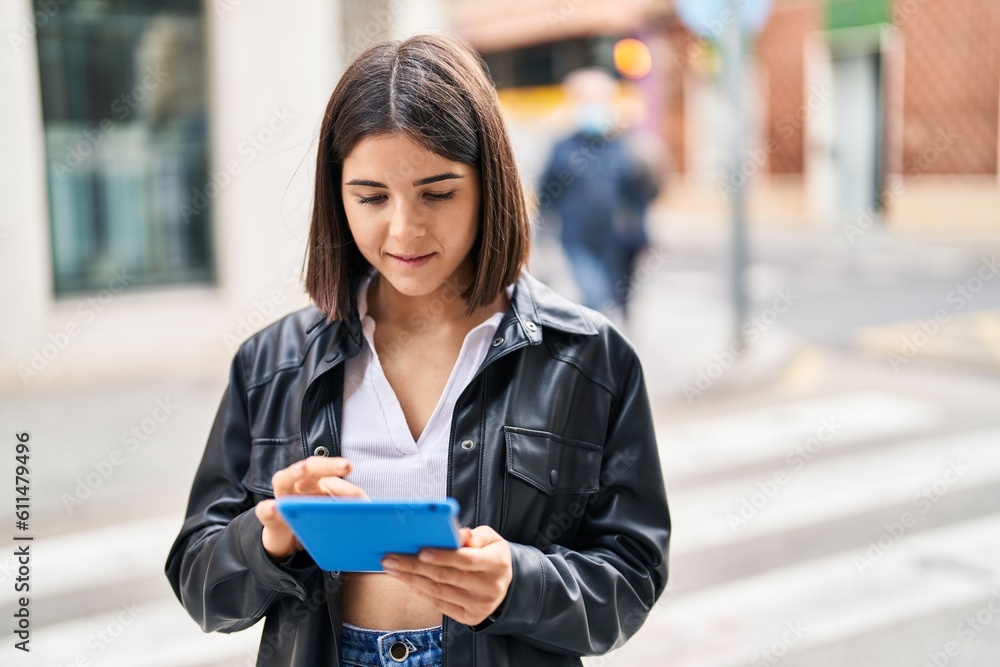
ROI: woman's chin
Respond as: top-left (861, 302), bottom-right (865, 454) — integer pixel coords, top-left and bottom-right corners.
top-left (377, 271), bottom-right (446, 300)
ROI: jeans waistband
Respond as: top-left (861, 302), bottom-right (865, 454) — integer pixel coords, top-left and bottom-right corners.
top-left (341, 622), bottom-right (443, 667)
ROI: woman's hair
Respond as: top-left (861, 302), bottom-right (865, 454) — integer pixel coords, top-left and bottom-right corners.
top-left (304, 34), bottom-right (531, 322)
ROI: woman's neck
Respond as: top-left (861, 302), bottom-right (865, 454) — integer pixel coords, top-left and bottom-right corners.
top-left (366, 269), bottom-right (509, 334)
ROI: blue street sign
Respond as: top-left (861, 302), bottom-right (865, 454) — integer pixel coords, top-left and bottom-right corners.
top-left (675, 0), bottom-right (773, 40)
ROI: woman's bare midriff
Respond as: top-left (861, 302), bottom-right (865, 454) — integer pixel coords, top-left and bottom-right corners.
top-left (337, 279), bottom-right (511, 631)
top-left (341, 572), bottom-right (443, 630)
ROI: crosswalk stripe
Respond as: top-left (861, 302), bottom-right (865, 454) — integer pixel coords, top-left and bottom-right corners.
top-left (659, 390), bottom-right (942, 479)
top-left (671, 426), bottom-right (1000, 555)
top-left (1, 515), bottom-right (180, 603)
top-left (595, 512), bottom-right (1000, 667)
top-left (2, 597), bottom-right (262, 667)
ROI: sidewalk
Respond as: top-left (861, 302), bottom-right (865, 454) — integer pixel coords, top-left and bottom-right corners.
top-left (528, 229), bottom-right (805, 412)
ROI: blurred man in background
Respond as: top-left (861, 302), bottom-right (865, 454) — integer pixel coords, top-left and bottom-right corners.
top-left (537, 68), bottom-right (659, 320)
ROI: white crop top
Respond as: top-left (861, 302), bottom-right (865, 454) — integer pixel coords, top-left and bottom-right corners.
top-left (340, 270), bottom-right (513, 499)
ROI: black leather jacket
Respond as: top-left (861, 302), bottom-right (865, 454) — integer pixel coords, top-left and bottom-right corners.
top-left (165, 270), bottom-right (671, 666)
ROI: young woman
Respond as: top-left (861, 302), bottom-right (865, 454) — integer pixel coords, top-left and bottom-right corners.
top-left (166, 34), bottom-right (671, 667)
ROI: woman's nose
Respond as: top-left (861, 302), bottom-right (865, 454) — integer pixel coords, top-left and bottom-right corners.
top-left (388, 201), bottom-right (425, 243)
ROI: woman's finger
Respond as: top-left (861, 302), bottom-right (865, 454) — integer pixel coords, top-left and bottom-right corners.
top-left (317, 475), bottom-right (370, 499)
top-left (256, 499), bottom-right (301, 560)
top-left (272, 456), bottom-right (352, 496)
top-left (254, 498), bottom-right (279, 525)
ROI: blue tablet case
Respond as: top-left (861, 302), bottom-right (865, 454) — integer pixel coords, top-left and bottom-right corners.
top-left (275, 497), bottom-right (462, 572)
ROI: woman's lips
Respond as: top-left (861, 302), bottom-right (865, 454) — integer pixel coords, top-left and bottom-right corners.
top-left (388, 252), bottom-right (434, 268)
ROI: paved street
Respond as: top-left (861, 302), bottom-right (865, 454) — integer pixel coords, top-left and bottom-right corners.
top-left (2, 221), bottom-right (999, 666)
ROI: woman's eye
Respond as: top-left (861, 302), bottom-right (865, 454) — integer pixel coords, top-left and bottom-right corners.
top-left (356, 194), bottom-right (385, 206)
top-left (424, 191), bottom-right (454, 201)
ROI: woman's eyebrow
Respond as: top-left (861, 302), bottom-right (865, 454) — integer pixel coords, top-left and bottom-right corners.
top-left (413, 172), bottom-right (464, 186)
top-left (343, 172), bottom-right (464, 188)
top-left (344, 178), bottom-right (386, 188)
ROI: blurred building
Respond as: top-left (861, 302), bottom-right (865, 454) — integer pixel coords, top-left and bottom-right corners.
top-left (453, 0), bottom-right (1000, 232)
top-left (0, 0), bottom-right (447, 391)
top-left (3, 0), bottom-right (997, 392)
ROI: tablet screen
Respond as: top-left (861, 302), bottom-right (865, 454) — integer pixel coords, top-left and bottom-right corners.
top-left (276, 497), bottom-right (462, 572)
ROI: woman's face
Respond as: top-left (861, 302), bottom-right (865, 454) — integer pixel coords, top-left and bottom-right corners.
top-left (341, 132), bottom-right (480, 301)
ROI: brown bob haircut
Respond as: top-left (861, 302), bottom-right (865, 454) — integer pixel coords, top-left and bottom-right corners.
top-left (304, 34), bottom-right (532, 323)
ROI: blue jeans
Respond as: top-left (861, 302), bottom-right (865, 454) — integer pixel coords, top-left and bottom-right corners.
top-left (340, 622), bottom-right (443, 667)
top-left (562, 241), bottom-right (624, 313)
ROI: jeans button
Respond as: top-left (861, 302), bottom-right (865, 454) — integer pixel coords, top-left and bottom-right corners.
top-left (389, 640), bottom-right (409, 662)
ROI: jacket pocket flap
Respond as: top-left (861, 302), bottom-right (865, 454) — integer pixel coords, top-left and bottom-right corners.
top-left (242, 436), bottom-right (301, 495)
top-left (504, 426), bottom-right (601, 496)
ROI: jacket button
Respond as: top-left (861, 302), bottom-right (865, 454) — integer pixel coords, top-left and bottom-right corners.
top-left (313, 446), bottom-right (330, 457)
top-left (460, 439), bottom-right (475, 450)
top-left (549, 469), bottom-right (559, 485)
top-left (525, 321), bottom-right (537, 332)
top-left (492, 336), bottom-right (504, 347)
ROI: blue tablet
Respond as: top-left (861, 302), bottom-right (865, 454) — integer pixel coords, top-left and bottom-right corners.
top-left (275, 497), bottom-right (462, 572)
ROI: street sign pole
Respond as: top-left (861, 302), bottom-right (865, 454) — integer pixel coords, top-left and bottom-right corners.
top-left (725, 0), bottom-right (749, 346)
top-left (676, 0), bottom-right (771, 346)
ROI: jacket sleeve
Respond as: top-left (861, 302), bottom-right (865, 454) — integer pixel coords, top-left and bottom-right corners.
top-left (471, 350), bottom-right (671, 655)
top-left (164, 349), bottom-right (319, 633)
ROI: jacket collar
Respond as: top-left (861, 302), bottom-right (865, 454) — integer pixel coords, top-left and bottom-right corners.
top-left (305, 268), bottom-right (597, 373)
top-left (502, 269), bottom-right (598, 342)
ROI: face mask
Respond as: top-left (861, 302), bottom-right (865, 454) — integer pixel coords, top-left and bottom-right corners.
top-left (577, 102), bottom-right (613, 134)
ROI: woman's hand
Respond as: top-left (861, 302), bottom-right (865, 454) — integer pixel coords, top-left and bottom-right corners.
top-left (255, 456), bottom-right (369, 561)
top-left (380, 525), bottom-right (513, 626)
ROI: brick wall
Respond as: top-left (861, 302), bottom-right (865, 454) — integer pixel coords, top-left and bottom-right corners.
top-left (661, 0), bottom-right (998, 178)
top-left (896, 0), bottom-right (1000, 175)
top-left (757, 2), bottom-right (823, 174)
top-left (661, 24), bottom-right (700, 174)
